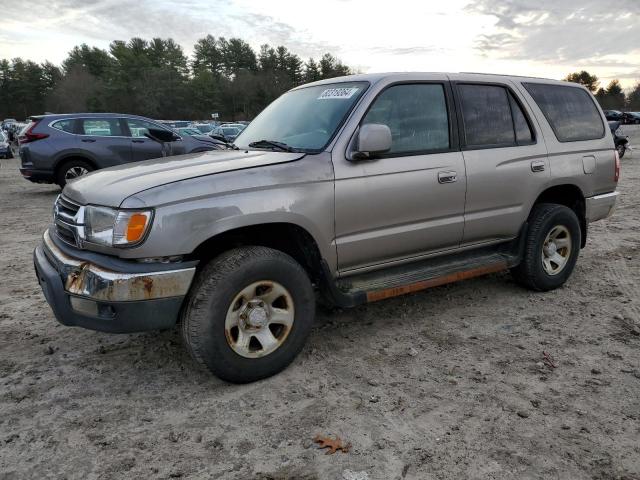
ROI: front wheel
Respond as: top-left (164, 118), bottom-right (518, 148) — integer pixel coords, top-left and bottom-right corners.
top-left (511, 203), bottom-right (581, 291)
top-left (181, 246), bottom-right (315, 383)
top-left (617, 144), bottom-right (626, 159)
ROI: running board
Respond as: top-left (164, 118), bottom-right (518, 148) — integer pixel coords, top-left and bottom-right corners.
top-left (320, 241), bottom-right (523, 308)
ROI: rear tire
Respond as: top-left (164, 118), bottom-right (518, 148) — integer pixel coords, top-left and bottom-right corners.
top-left (617, 144), bottom-right (626, 159)
top-left (181, 246), bottom-right (315, 383)
top-left (56, 159), bottom-right (93, 188)
top-left (511, 203), bottom-right (581, 291)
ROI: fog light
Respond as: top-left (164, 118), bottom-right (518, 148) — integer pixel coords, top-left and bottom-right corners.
top-left (70, 297), bottom-right (98, 317)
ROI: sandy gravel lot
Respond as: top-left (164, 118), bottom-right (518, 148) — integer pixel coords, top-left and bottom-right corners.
top-left (1, 128), bottom-right (639, 480)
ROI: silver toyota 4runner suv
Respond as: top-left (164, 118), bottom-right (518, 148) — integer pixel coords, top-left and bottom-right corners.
top-left (34, 73), bottom-right (619, 383)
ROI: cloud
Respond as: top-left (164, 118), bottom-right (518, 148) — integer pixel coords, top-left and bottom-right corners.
top-left (0, 0), bottom-right (336, 62)
top-left (466, 0), bottom-right (640, 63)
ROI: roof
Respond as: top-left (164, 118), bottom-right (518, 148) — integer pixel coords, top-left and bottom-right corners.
top-left (30, 112), bottom-right (154, 120)
top-left (294, 72), bottom-right (573, 90)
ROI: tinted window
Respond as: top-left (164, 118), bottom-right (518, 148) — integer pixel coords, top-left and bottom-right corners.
top-left (459, 84), bottom-right (514, 146)
top-left (523, 83), bottom-right (604, 142)
top-left (81, 119), bottom-right (123, 136)
top-left (52, 119), bottom-right (76, 133)
top-left (509, 93), bottom-right (533, 144)
top-left (362, 83), bottom-right (449, 155)
top-left (125, 118), bottom-right (166, 138)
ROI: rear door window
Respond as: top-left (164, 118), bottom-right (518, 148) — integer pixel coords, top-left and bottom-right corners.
top-left (362, 83), bottom-right (450, 155)
top-left (458, 84), bottom-right (534, 148)
top-left (523, 83), bottom-right (604, 142)
top-left (80, 119), bottom-right (124, 136)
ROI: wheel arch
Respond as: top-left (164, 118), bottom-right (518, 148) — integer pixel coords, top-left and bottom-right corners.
top-left (188, 222), bottom-right (327, 286)
top-left (532, 183), bottom-right (587, 248)
top-left (53, 154), bottom-right (98, 176)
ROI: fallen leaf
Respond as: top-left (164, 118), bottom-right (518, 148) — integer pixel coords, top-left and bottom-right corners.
top-left (313, 434), bottom-right (351, 454)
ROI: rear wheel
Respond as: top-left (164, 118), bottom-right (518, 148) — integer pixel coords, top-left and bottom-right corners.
top-left (617, 143), bottom-right (626, 159)
top-left (181, 246), bottom-right (315, 383)
top-left (56, 159), bottom-right (93, 187)
top-left (511, 203), bottom-right (581, 291)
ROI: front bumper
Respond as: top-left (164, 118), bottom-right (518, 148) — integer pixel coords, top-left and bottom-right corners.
top-left (585, 191), bottom-right (619, 223)
top-left (34, 229), bottom-right (197, 333)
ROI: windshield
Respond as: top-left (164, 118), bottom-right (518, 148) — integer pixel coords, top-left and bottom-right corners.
top-left (222, 127), bottom-right (239, 135)
top-left (236, 81), bottom-right (368, 151)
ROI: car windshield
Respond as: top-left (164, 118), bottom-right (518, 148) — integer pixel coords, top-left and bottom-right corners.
top-left (236, 81), bottom-right (368, 152)
top-left (222, 127), bottom-right (239, 135)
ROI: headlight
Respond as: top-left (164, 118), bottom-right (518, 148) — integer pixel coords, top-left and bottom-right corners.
top-left (83, 206), bottom-right (153, 247)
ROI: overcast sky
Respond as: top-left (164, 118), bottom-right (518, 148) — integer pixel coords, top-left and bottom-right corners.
top-left (1, 0), bottom-right (638, 88)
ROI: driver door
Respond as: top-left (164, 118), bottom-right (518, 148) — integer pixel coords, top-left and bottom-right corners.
top-left (333, 82), bottom-right (467, 272)
top-left (124, 118), bottom-right (184, 161)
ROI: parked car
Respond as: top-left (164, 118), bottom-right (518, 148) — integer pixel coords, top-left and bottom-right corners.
top-left (189, 123), bottom-right (215, 134)
top-left (157, 120), bottom-right (192, 129)
top-left (211, 125), bottom-right (241, 142)
top-left (604, 110), bottom-right (623, 121)
top-left (176, 127), bottom-right (203, 136)
top-left (0, 130), bottom-right (13, 158)
top-left (609, 121), bottom-right (629, 158)
top-left (34, 73), bottom-right (618, 383)
top-left (18, 113), bottom-right (224, 187)
top-left (622, 111), bottom-right (640, 125)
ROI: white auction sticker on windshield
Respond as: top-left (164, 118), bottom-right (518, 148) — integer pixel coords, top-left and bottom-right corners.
top-left (317, 87), bottom-right (359, 100)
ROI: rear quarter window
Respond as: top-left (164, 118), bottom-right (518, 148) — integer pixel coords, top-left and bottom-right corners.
top-left (523, 83), bottom-right (604, 142)
top-left (51, 119), bottom-right (76, 133)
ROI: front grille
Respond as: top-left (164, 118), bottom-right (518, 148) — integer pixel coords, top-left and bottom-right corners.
top-left (53, 195), bottom-right (83, 248)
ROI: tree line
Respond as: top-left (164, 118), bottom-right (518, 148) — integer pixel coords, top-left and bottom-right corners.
top-left (564, 71), bottom-right (640, 111)
top-left (0, 36), bottom-right (352, 121)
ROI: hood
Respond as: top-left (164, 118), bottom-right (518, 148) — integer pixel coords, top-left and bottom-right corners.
top-left (63, 149), bottom-right (304, 207)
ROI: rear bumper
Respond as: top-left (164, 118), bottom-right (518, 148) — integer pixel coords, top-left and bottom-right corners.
top-left (34, 229), bottom-right (197, 333)
top-left (19, 167), bottom-right (54, 183)
top-left (585, 191), bottom-right (619, 223)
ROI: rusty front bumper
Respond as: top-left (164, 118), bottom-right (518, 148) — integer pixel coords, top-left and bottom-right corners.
top-left (34, 229), bottom-right (197, 333)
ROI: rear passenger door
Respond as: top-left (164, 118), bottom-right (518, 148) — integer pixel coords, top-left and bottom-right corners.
top-left (452, 80), bottom-right (550, 245)
top-left (78, 118), bottom-right (132, 167)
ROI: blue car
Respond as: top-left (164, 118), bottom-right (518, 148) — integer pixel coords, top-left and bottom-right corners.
top-left (18, 113), bottom-right (225, 187)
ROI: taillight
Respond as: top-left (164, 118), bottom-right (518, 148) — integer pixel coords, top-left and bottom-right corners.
top-left (614, 150), bottom-right (620, 182)
top-left (18, 120), bottom-right (49, 144)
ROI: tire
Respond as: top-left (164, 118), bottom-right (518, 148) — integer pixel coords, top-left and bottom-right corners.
top-left (181, 246), bottom-right (315, 383)
top-left (617, 144), bottom-right (626, 159)
top-left (56, 159), bottom-right (93, 188)
top-left (511, 203), bottom-right (581, 292)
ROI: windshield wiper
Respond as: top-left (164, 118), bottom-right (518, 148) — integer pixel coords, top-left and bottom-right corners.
top-left (248, 139), bottom-right (297, 152)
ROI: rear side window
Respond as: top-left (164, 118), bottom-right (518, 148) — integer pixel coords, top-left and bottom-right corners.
top-left (458, 84), bottom-right (534, 148)
top-left (362, 83), bottom-right (450, 155)
top-left (523, 83), bottom-right (604, 142)
top-left (51, 119), bottom-right (75, 133)
top-left (80, 119), bottom-right (124, 136)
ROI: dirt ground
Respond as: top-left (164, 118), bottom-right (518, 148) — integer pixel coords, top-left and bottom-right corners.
top-left (1, 128), bottom-right (639, 480)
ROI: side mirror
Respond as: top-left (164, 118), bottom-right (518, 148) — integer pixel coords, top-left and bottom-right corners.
top-left (351, 123), bottom-right (392, 160)
top-left (145, 128), bottom-right (180, 143)
top-left (210, 133), bottom-right (227, 142)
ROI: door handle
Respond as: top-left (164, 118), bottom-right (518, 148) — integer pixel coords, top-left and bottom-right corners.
top-left (438, 171), bottom-right (457, 184)
top-left (81, 139), bottom-right (95, 143)
top-left (132, 139), bottom-right (145, 143)
top-left (531, 160), bottom-right (545, 172)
